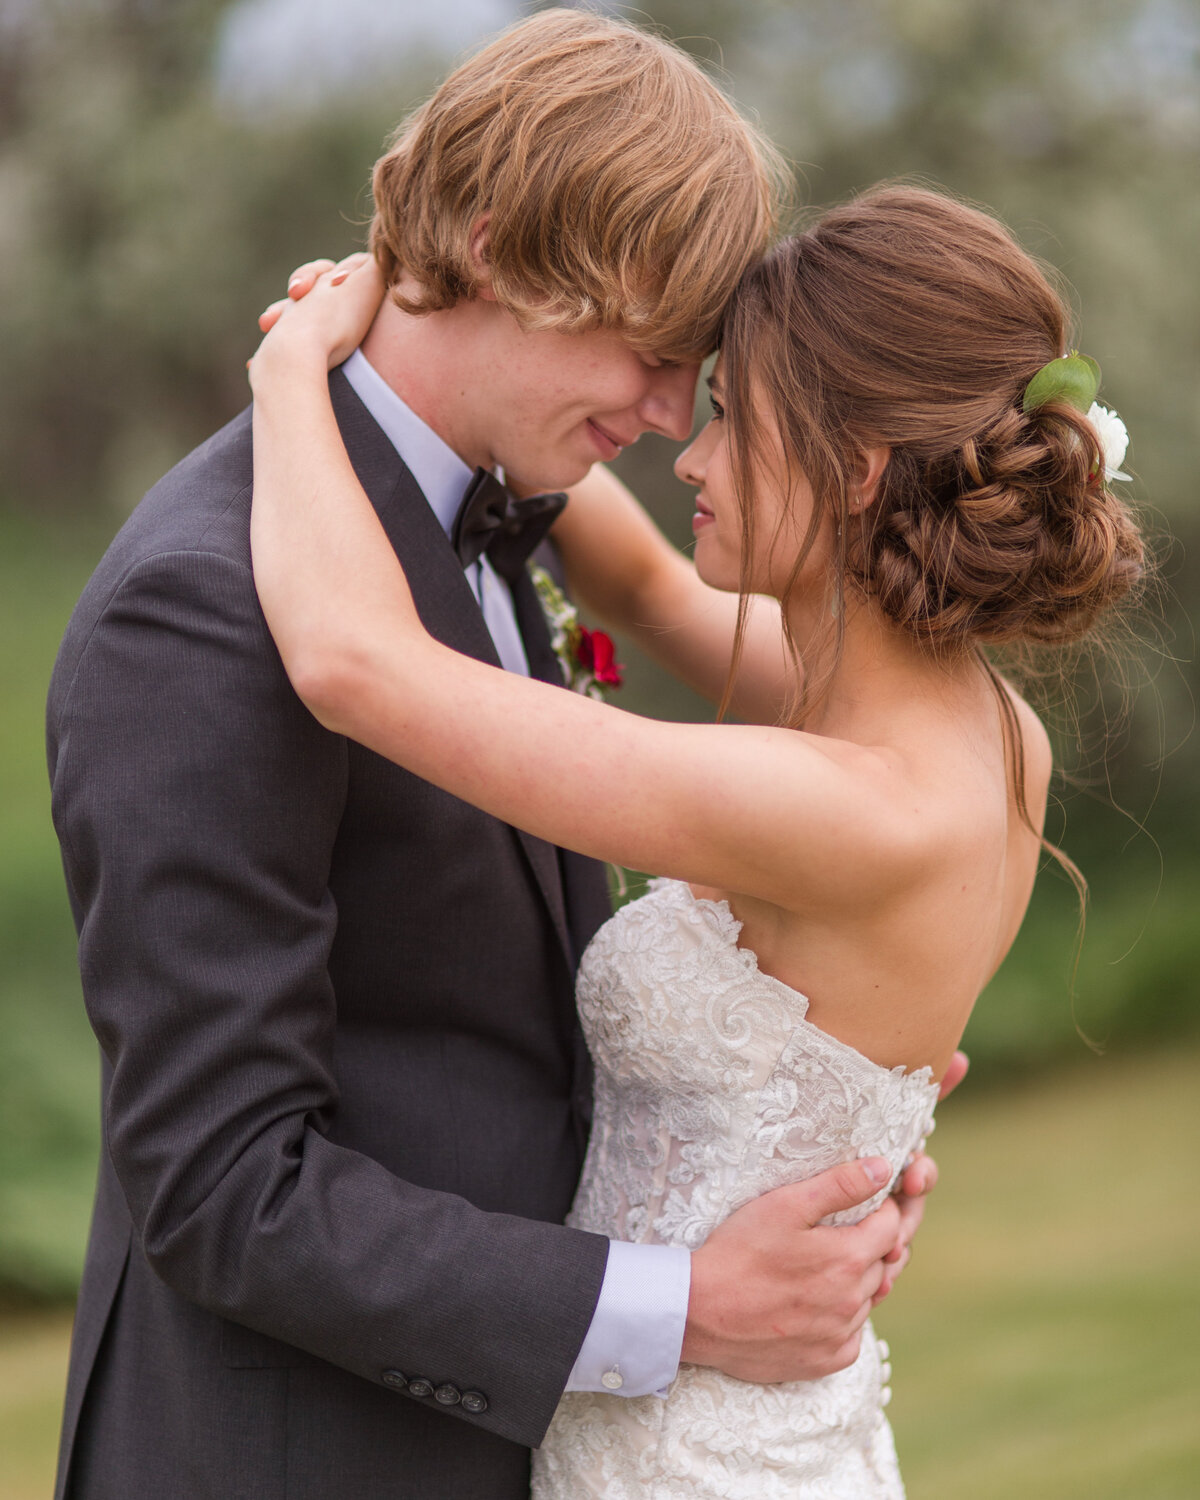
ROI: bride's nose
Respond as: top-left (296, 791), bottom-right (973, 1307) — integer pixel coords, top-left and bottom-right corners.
top-left (674, 424), bottom-right (715, 487)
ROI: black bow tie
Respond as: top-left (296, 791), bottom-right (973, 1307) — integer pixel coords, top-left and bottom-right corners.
top-left (451, 468), bottom-right (567, 584)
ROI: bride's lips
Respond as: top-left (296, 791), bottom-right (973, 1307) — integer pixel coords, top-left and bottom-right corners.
top-left (586, 419), bottom-right (625, 461)
top-left (692, 495), bottom-right (715, 534)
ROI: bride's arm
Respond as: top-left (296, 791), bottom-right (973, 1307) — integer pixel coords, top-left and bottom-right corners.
top-left (270, 258), bottom-right (797, 724)
top-left (249, 266), bottom-right (924, 911)
top-left (551, 465), bottom-right (797, 723)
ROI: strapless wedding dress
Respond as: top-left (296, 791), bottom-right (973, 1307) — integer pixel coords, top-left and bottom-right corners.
top-left (533, 879), bottom-right (940, 1500)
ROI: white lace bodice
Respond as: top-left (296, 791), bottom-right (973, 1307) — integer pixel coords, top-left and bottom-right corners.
top-left (534, 878), bottom-right (941, 1500)
top-left (569, 878), bottom-right (938, 1248)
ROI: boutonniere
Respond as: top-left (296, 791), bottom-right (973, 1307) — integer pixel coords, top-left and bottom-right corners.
top-left (529, 563), bottom-right (624, 698)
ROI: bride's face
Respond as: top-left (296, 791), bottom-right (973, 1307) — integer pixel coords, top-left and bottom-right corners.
top-left (675, 363), bottom-right (832, 599)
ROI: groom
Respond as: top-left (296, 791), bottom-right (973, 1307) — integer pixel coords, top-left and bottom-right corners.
top-left (48, 11), bottom-right (943, 1499)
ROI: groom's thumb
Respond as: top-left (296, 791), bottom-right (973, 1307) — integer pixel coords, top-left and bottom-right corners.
top-left (796, 1157), bottom-right (893, 1226)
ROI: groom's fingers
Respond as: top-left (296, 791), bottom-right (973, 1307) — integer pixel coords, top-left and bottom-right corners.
top-left (872, 1243), bottom-right (910, 1304)
top-left (897, 1149), bottom-right (938, 1199)
top-left (793, 1157), bottom-right (894, 1228)
top-left (873, 1177), bottom-right (926, 1301)
top-left (887, 1188), bottom-right (925, 1258)
top-left (848, 1198), bottom-right (905, 1276)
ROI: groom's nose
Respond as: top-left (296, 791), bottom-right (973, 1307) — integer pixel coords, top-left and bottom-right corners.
top-left (637, 362), bottom-right (701, 442)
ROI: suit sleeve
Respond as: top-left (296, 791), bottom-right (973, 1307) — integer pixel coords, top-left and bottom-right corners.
top-left (49, 544), bottom-right (609, 1447)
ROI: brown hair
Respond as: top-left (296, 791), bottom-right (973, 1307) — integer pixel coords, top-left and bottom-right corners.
top-left (368, 7), bottom-right (785, 361)
top-left (722, 184), bottom-right (1144, 690)
top-left (720, 184), bottom-right (1147, 895)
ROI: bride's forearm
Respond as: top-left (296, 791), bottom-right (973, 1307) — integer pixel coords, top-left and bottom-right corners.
top-left (555, 466), bottom-right (795, 722)
top-left (249, 345), bottom-right (430, 730)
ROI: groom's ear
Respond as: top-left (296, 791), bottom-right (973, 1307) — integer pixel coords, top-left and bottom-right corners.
top-left (469, 214), bottom-right (498, 302)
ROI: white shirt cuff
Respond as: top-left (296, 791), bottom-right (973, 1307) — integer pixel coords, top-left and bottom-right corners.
top-left (564, 1240), bottom-right (691, 1399)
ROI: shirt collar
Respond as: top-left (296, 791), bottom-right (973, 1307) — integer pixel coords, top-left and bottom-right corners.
top-left (341, 347), bottom-right (473, 538)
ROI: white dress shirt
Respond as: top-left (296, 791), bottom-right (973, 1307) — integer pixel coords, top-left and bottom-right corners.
top-left (341, 349), bottom-right (690, 1399)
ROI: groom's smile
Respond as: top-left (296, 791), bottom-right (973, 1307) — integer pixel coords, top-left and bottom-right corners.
top-left (585, 417), bottom-right (627, 462)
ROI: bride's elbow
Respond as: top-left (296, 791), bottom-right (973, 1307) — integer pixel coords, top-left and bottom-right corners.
top-left (284, 642), bottom-right (363, 735)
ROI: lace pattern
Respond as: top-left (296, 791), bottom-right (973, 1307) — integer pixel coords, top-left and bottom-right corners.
top-left (533, 879), bottom-right (940, 1500)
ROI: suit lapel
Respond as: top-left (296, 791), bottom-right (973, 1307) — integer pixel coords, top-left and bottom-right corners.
top-left (330, 370), bottom-right (573, 969)
top-left (511, 564), bottom-right (567, 689)
top-left (514, 549), bottom-right (615, 966)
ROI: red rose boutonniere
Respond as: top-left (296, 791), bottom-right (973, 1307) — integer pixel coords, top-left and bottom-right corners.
top-left (575, 626), bottom-right (623, 688)
top-left (529, 564), bottom-right (624, 698)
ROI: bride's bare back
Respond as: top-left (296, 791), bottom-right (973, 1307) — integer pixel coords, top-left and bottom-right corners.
top-left (696, 674), bottom-right (1051, 1080)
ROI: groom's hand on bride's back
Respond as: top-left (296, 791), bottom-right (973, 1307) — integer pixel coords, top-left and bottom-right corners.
top-left (681, 1156), bottom-right (905, 1383)
top-left (682, 1049), bottom-right (967, 1384)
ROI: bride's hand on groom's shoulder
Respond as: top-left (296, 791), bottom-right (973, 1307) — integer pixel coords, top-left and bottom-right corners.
top-left (257, 256), bottom-right (356, 333)
top-left (250, 253), bottom-right (383, 379)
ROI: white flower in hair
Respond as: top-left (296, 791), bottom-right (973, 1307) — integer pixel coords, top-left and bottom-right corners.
top-left (1086, 402), bottom-right (1131, 483)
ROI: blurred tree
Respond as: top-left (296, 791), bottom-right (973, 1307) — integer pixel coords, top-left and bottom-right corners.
top-left (0, 0), bottom-right (1196, 1073)
top-left (0, 0), bottom-right (419, 512)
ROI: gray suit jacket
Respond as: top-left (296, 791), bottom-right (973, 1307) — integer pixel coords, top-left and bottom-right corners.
top-left (46, 369), bottom-right (613, 1500)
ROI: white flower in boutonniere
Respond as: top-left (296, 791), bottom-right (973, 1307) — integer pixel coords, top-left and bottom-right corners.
top-left (1086, 402), bottom-right (1132, 483)
top-left (529, 563), bottom-right (624, 699)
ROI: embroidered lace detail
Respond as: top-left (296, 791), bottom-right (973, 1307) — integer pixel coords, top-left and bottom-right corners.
top-left (533, 879), bottom-right (939, 1500)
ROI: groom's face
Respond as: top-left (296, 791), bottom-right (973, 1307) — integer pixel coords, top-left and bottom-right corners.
top-left (466, 301), bottom-right (702, 489)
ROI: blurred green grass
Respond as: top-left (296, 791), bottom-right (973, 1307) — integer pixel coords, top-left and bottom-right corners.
top-left (876, 1045), bottom-right (1200, 1498)
top-left (0, 1311), bottom-right (73, 1500)
top-left (3, 1047), bottom-right (1195, 1500)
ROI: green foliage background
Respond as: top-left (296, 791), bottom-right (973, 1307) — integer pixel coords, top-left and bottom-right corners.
top-left (0, 0), bottom-right (1197, 1304)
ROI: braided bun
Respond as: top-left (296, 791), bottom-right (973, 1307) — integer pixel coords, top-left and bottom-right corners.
top-left (722, 185), bottom-right (1145, 655)
top-left (862, 401), bottom-right (1144, 650)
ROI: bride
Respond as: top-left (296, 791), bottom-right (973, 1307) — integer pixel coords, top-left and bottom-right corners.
top-left (248, 185), bottom-right (1143, 1497)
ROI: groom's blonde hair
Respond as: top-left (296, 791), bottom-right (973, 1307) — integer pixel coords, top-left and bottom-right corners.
top-left (369, 7), bottom-right (786, 362)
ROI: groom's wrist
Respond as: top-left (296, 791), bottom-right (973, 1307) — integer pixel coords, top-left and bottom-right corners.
top-left (563, 1240), bottom-right (690, 1399)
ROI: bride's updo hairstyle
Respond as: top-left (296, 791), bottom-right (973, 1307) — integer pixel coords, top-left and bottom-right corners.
top-left (720, 185), bottom-right (1145, 691)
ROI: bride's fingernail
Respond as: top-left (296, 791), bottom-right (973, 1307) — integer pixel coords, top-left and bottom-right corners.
top-left (864, 1159), bottom-right (891, 1187)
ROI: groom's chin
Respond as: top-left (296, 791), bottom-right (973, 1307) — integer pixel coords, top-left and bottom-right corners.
top-left (509, 456), bottom-right (597, 494)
